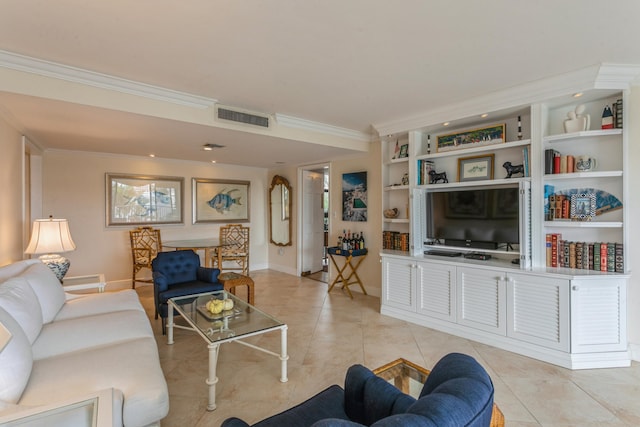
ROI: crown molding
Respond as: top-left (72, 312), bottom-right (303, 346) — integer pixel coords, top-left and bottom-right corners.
top-left (0, 50), bottom-right (216, 109)
top-left (374, 63), bottom-right (640, 136)
top-left (275, 114), bottom-right (372, 142)
top-left (595, 63), bottom-right (640, 88)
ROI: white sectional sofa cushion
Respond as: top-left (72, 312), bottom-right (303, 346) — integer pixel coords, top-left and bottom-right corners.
top-left (0, 306), bottom-right (32, 403)
top-left (32, 309), bottom-right (154, 360)
top-left (0, 260), bottom-right (169, 427)
top-left (20, 263), bottom-right (66, 323)
top-left (0, 277), bottom-right (43, 343)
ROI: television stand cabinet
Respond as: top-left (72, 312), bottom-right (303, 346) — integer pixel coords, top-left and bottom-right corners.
top-left (380, 252), bottom-right (629, 370)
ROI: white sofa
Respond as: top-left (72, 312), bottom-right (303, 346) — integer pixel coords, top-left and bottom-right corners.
top-left (0, 259), bottom-right (169, 427)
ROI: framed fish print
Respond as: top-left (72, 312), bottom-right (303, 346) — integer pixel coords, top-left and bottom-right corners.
top-left (106, 173), bottom-right (184, 226)
top-left (192, 178), bottom-right (250, 223)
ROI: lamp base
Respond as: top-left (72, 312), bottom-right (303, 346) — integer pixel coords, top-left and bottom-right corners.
top-left (39, 254), bottom-right (70, 282)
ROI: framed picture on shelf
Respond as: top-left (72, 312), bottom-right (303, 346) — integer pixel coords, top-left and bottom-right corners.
top-left (457, 154), bottom-right (495, 182)
top-left (106, 173), bottom-right (184, 226)
top-left (437, 123), bottom-right (505, 152)
top-left (570, 192), bottom-right (596, 221)
top-left (398, 144), bottom-right (409, 158)
top-left (192, 178), bottom-right (250, 223)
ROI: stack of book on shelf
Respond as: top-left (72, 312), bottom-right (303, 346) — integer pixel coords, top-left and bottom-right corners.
top-left (546, 233), bottom-right (623, 272)
top-left (522, 146), bottom-right (530, 177)
top-left (614, 98), bottom-right (623, 128)
top-left (417, 159), bottom-right (435, 185)
top-left (544, 149), bottom-right (576, 174)
top-left (548, 194), bottom-right (571, 220)
top-left (382, 231), bottom-right (410, 251)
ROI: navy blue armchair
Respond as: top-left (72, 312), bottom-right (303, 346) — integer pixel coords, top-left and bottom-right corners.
top-left (221, 353), bottom-right (495, 427)
top-left (151, 250), bottom-right (223, 334)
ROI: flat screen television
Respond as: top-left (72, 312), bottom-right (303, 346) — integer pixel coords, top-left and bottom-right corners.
top-left (425, 186), bottom-right (520, 252)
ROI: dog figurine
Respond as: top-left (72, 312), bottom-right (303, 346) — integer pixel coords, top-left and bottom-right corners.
top-left (429, 170), bottom-right (448, 184)
top-left (503, 161), bottom-right (524, 178)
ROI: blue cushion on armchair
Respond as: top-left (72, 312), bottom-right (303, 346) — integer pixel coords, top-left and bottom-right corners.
top-left (220, 353), bottom-right (495, 427)
top-left (151, 250), bottom-right (223, 333)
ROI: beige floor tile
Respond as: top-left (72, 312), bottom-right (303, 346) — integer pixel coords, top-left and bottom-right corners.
top-left (136, 270), bottom-right (640, 427)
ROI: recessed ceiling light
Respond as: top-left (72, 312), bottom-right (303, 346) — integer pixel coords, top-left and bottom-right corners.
top-left (573, 92), bottom-right (583, 98)
top-left (443, 122), bottom-right (450, 126)
top-left (480, 113), bottom-right (488, 118)
top-left (211, 160), bottom-right (216, 164)
top-left (149, 154), bottom-right (155, 158)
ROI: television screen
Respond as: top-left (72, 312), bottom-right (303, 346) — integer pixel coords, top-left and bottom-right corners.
top-left (425, 186), bottom-right (520, 251)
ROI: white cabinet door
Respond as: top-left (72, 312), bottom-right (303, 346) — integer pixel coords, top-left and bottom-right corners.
top-left (507, 273), bottom-right (570, 351)
top-left (381, 256), bottom-right (416, 311)
top-left (570, 278), bottom-right (627, 353)
top-left (416, 261), bottom-right (456, 322)
top-left (456, 267), bottom-right (506, 335)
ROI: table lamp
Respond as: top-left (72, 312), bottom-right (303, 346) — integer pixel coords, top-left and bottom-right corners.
top-left (25, 217), bottom-right (76, 282)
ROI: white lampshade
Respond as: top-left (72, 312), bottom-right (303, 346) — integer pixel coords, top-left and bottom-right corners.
top-left (25, 217), bottom-right (76, 282)
top-left (25, 218), bottom-right (76, 255)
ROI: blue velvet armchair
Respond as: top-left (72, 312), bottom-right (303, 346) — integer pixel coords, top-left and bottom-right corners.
top-left (151, 250), bottom-right (223, 334)
top-left (221, 353), bottom-right (495, 427)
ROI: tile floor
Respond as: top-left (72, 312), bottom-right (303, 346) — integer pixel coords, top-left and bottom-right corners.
top-left (136, 270), bottom-right (640, 427)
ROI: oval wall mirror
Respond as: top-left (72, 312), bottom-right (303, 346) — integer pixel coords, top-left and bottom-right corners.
top-left (269, 175), bottom-right (292, 246)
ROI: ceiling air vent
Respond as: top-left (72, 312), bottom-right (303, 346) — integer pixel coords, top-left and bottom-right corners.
top-left (216, 105), bottom-right (270, 128)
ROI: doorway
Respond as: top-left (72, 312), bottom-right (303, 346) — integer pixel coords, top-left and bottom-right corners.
top-left (298, 164), bottom-right (330, 283)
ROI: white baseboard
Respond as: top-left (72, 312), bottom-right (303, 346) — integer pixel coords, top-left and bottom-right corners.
top-left (629, 342), bottom-right (640, 362)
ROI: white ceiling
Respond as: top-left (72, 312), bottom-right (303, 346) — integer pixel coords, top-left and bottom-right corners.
top-left (1, 0), bottom-right (640, 168)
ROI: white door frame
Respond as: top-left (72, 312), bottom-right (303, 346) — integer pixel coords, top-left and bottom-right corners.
top-left (297, 163), bottom-right (330, 277)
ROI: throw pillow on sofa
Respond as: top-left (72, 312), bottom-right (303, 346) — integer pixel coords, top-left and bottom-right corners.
top-left (19, 263), bottom-right (66, 323)
top-left (0, 306), bottom-right (33, 403)
top-left (0, 277), bottom-right (43, 343)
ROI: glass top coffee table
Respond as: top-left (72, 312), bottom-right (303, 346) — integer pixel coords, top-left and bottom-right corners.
top-left (167, 290), bottom-right (288, 411)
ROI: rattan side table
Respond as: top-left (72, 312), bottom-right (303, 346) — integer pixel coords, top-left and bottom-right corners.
top-left (218, 272), bottom-right (254, 305)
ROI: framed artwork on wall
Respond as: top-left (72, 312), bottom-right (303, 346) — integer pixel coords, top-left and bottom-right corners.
top-left (192, 178), bottom-right (250, 223)
top-left (342, 171), bottom-right (367, 222)
top-left (106, 173), bottom-right (184, 226)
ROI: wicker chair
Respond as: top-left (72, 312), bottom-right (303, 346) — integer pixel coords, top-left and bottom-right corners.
top-left (213, 224), bottom-right (250, 275)
top-left (129, 226), bottom-right (162, 289)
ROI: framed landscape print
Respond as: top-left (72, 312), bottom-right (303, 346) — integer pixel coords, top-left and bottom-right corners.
top-left (437, 123), bottom-right (505, 152)
top-left (458, 154), bottom-right (495, 182)
top-left (106, 174), bottom-right (183, 226)
top-left (193, 178), bottom-right (250, 223)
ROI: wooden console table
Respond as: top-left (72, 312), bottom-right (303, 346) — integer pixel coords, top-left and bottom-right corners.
top-left (327, 247), bottom-right (368, 298)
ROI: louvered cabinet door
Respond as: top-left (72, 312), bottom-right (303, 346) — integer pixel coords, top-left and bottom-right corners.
top-left (570, 278), bottom-right (627, 353)
top-left (381, 256), bottom-right (416, 311)
top-left (416, 261), bottom-right (456, 322)
top-left (456, 267), bottom-right (506, 335)
top-left (507, 273), bottom-right (570, 351)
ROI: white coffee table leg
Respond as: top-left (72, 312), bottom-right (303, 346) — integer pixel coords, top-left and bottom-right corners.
top-left (206, 342), bottom-right (220, 411)
top-left (280, 325), bottom-right (289, 383)
top-left (167, 305), bottom-right (174, 345)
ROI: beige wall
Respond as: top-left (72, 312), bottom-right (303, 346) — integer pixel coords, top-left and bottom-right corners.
top-left (41, 150), bottom-right (269, 287)
top-left (0, 118), bottom-right (25, 265)
top-left (267, 144), bottom-right (383, 297)
top-left (328, 144), bottom-right (382, 297)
